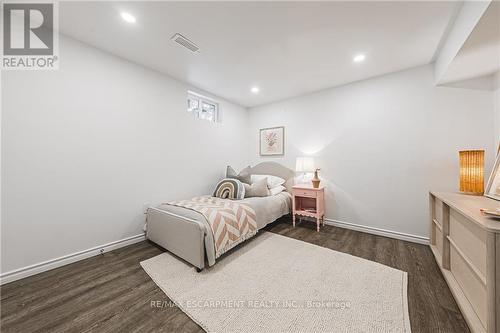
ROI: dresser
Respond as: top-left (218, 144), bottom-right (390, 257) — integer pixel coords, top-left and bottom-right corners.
top-left (429, 192), bottom-right (500, 333)
top-left (292, 185), bottom-right (325, 232)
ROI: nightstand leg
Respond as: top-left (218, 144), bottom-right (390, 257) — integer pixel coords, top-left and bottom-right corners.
top-left (293, 214), bottom-right (296, 227)
top-left (322, 215), bottom-right (325, 226)
top-left (316, 218), bottom-right (320, 232)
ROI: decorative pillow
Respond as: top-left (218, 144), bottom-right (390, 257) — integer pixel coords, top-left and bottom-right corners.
top-left (250, 174), bottom-right (285, 189)
top-left (269, 185), bottom-right (286, 196)
top-left (213, 178), bottom-right (245, 200)
top-left (243, 178), bottom-right (270, 197)
top-left (226, 165), bottom-right (251, 184)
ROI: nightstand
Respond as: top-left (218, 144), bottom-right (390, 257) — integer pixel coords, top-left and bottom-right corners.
top-left (292, 184), bottom-right (325, 232)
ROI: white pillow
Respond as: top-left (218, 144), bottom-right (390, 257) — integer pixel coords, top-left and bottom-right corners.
top-left (269, 185), bottom-right (286, 196)
top-left (251, 174), bottom-right (285, 189)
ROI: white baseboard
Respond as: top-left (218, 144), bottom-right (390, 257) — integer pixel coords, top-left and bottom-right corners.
top-left (324, 218), bottom-right (429, 245)
top-left (0, 233), bottom-right (146, 285)
top-left (0, 220), bottom-right (428, 284)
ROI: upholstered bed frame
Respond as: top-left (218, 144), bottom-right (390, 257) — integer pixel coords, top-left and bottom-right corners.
top-left (146, 162), bottom-right (295, 271)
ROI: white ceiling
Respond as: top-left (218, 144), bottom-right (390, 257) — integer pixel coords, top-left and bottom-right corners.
top-left (439, 1), bottom-right (500, 85)
top-left (59, 1), bottom-right (461, 107)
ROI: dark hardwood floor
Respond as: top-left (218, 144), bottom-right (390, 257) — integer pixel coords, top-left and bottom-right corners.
top-left (1, 217), bottom-right (470, 332)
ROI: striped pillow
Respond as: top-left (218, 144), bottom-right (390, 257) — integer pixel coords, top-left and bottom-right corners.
top-left (213, 178), bottom-right (245, 200)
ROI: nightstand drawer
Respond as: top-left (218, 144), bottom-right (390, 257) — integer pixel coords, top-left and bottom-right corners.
top-left (293, 189), bottom-right (317, 198)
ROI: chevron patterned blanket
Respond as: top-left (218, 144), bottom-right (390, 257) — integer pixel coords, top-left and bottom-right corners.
top-left (167, 196), bottom-right (258, 258)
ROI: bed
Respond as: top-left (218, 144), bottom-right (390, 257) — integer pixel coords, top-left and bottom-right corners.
top-left (146, 162), bottom-right (294, 271)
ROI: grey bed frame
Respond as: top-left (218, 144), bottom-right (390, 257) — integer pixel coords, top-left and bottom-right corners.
top-left (146, 162), bottom-right (295, 271)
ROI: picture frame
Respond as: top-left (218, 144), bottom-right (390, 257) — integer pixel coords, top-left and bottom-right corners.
top-left (485, 152), bottom-right (500, 201)
top-left (259, 126), bottom-right (285, 156)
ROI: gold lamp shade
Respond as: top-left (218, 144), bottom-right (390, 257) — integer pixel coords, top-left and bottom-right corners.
top-left (459, 150), bottom-right (485, 195)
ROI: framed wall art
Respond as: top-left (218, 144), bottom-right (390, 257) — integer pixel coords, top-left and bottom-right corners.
top-left (260, 126), bottom-right (284, 156)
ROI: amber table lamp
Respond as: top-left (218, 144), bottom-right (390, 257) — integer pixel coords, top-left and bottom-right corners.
top-left (459, 150), bottom-right (484, 195)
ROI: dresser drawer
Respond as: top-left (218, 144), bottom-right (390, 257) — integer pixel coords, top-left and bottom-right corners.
top-left (449, 209), bottom-right (486, 276)
top-left (434, 198), bottom-right (443, 226)
top-left (450, 246), bottom-right (487, 327)
top-left (434, 226), bottom-right (443, 260)
top-left (293, 189), bottom-right (317, 198)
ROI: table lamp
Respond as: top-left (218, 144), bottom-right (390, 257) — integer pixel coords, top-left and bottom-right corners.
top-left (459, 150), bottom-right (484, 195)
top-left (296, 157), bottom-right (321, 187)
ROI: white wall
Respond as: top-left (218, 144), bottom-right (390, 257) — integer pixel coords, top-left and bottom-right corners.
top-left (248, 65), bottom-right (495, 239)
top-left (1, 36), bottom-right (249, 275)
top-left (1, 37), bottom-right (497, 278)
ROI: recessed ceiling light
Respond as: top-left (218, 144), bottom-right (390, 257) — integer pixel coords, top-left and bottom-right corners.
top-left (251, 87), bottom-right (260, 94)
top-left (353, 54), bottom-right (366, 63)
top-left (121, 12), bottom-right (136, 24)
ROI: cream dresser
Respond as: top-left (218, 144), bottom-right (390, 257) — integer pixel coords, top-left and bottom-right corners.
top-left (429, 192), bottom-right (500, 333)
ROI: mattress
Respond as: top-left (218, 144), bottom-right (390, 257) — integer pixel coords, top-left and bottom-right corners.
top-left (148, 192), bottom-right (292, 266)
top-left (239, 191), bottom-right (292, 229)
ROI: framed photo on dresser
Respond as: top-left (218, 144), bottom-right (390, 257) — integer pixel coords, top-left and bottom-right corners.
top-left (259, 126), bottom-right (285, 156)
top-left (485, 152), bottom-right (500, 201)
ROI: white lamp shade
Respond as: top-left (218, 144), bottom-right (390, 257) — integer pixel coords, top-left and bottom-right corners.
top-left (296, 157), bottom-right (315, 172)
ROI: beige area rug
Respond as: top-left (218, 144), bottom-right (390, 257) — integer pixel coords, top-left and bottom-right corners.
top-left (141, 232), bottom-right (411, 333)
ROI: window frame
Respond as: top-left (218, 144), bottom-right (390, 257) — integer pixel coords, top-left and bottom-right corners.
top-left (187, 91), bottom-right (219, 123)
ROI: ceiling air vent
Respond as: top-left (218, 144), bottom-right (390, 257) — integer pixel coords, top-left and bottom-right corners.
top-left (171, 33), bottom-right (199, 53)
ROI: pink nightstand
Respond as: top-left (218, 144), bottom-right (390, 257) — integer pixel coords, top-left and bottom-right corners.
top-left (292, 184), bottom-right (325, 232)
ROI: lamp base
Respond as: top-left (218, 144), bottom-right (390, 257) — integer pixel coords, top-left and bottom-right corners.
top-left (311, 169), bottom-right (320, 188)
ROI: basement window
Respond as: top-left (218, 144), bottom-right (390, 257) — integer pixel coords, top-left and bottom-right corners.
top-left (187, 91), bottom-right (219, 123)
